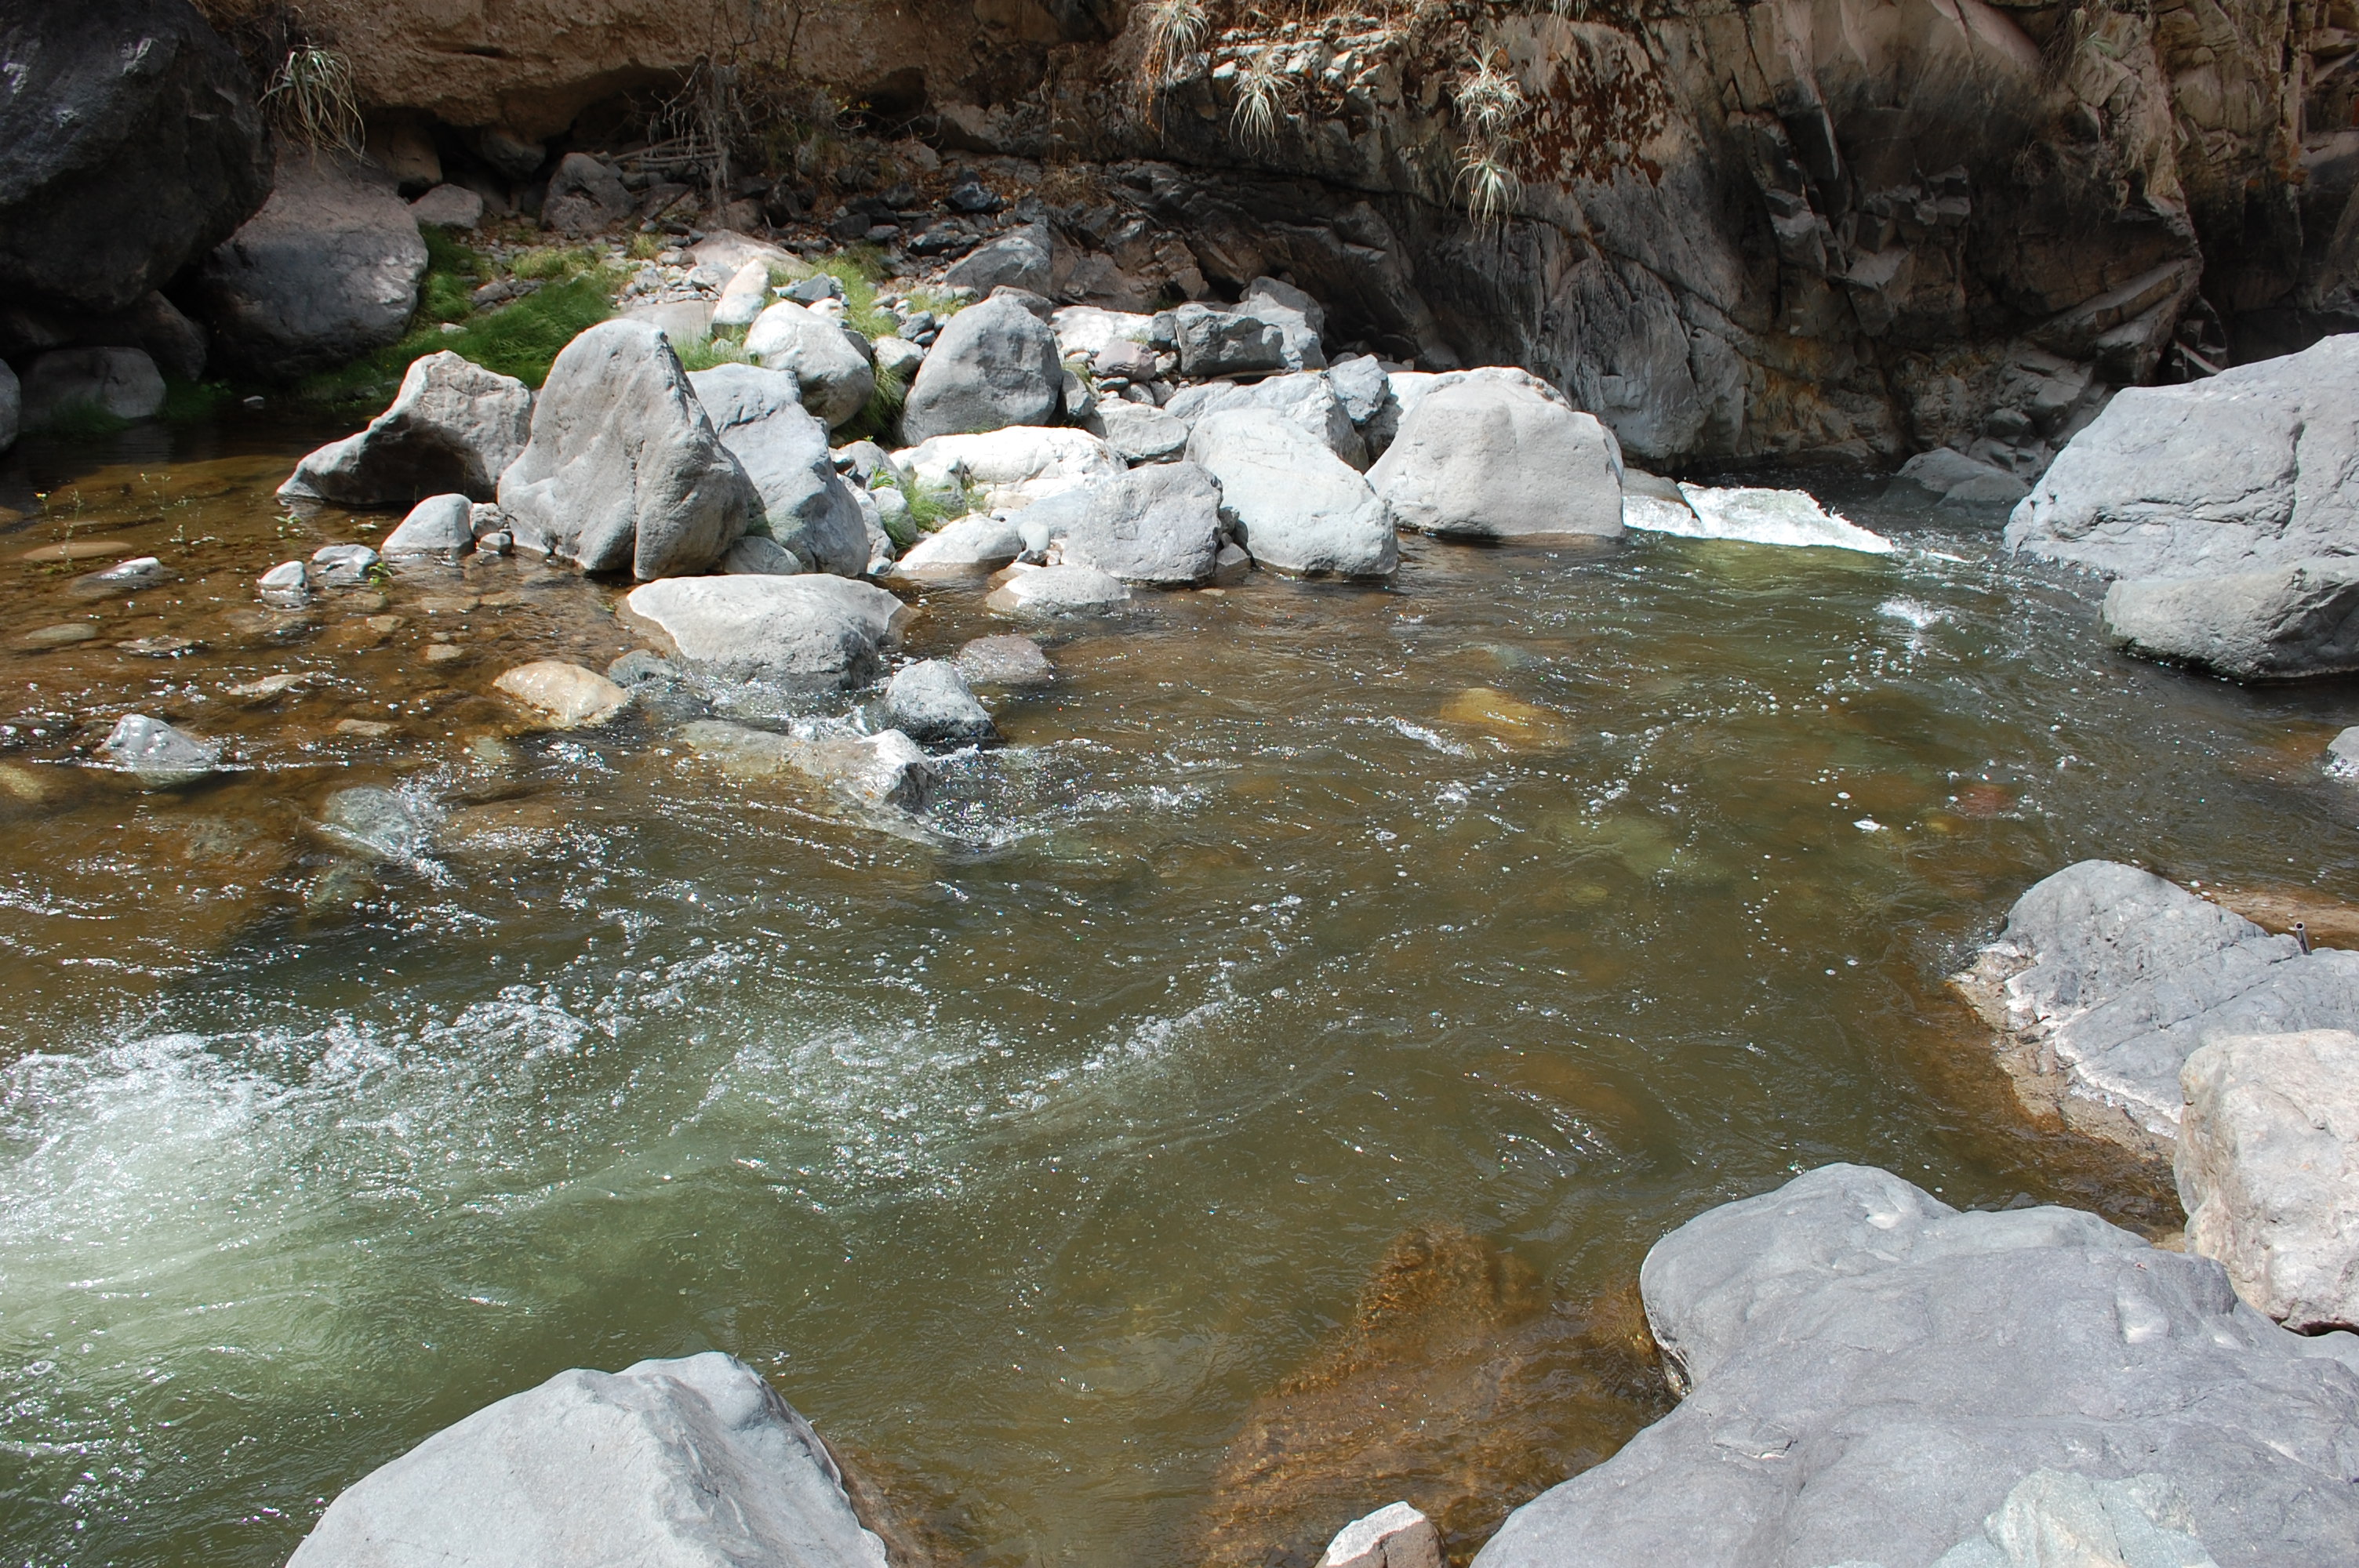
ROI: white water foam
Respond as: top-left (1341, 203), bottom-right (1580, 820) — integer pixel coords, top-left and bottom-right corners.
top-left (1624, 485), bottom-right (1896, 554)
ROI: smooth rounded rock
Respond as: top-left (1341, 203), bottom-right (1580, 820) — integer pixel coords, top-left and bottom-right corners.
top-left (95, 713), bottom-right (220, 787)
top-left (1186, 409), bottom-right (1395, 579)
top-left (382, 494), bottom-right (475, 556)
top-left (985, 563), bottom-right (1132, 618)
top-left (493, 661), bottom-right (633, 728)
top-left (22, 346), bottom-right (165, 428)
top-left (743, 300), bottom-right (875, 428)
top-left (884, 659), bottom-right (997, 745)
top-left (900, 296), bottom-right (1063, 445)
top-left (1369, 378), bottom-right (1624, 539)
top-left (623, 575), bottom-right (913, 687)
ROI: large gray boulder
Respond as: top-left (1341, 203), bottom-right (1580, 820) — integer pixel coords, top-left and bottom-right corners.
top-left (884, 659), bottom-right (997, 746)
top-left (1952, 859), bottom-right (2359, 1162)
top-left (1369, 378), bottom-right (1625, 540)
top-left (542, 152), bottom-right (631, 234)
top-left (497, 321), bottom-right (754, 579)
top-left (20, 346), bottom-right (165, 428)
top-left (2100, 559), bottom-right (2359, 681)
top-left (2008, 336), bottom-right (2359, 580)
top-left (1171, 303), bottom-right (1289, 379)
top-left (1165, 373), bottom-right (1366, 467)
top-left (2179, 1029), bottom-right (2359, 1334)
top-left (278, 351), bottom-right (533, 507)
top-left (1471, 1163), bottom-right (2359, 1568)
top-left (284, 1352), bottom-right (889, 1568)
top-left (743, 302), bottom-right (874, 429)
top-left (1186, 409), bottom-right (1396, 579)
top-left (193, 149), bottom-right (428, 381)
top-left (899, 296), bottom-right (1062, 445)
top-left (622, 575), bottom-right (911, 687)
top-left (0, 0), bottom-right (271, 316)
top-left (689, 365), bottom-right (870, 577)
top-left (1018, 462), bottom-right (1223, 586)
top-left (1085, 400), bottom-right (1190, 464)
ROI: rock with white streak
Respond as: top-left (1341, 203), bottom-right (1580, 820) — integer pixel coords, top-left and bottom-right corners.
top-left (283, 1352), bottom-right (890, 1568)
top-left (689, 365), bottom-right (869, 577)
top-left (496, 321), bottom-right (754, 579)
top-left (622, 575), bottom-right (912, 688)
top-left (1950, 859), bottom-right (2359, 1162)
top-left (1369, 379), bottom-right (1623, 539)
top-left (280, 351), bottom-right (533, 507)
top-left (1468, 1163), bottom-right (2359, 1568)
top-left (1318, 1503), bottom-right (1442, 1568)
top-left (744, 300), bottom-right (876, 428)
top-left (1186, 409), bottom-right (1395, 579)
top-left (895, 427), bottom-right (1123, 511)
top-left (2178, 1029), bottom-right (2359, 1332)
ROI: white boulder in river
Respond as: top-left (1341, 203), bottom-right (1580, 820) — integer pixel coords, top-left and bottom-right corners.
top-left (898, 294), bottom-right (1063, 445)
top-left (1186, 409), bottom-right (1396, 579)
top-left (1368, 376), bottom-right (1623, 540)
top-left (279, 351), bottom-right (533, 508)
top-left (2178, 1029), bottom-right (2359, 1334)
top-left (689, 365), bottom-right (871, 577)
top-left (623, 575), bottom-right (912, 688)
top-left (2099, 558), bottom-right (2359, 681)
top-left (2008, 334), bottom-right (2359, 579)
top-left (1952, 859), bottom-right (2359, 1163)
top-left (1017, 462), bottom-right (1224, 586)
top-left (497, 321), bottom-right (754, 580)
top-left (1469, 1163), bottom-right (2359, 1568)
top-left (895, 427), bottom-right (1123, 512)
top-left (743, 299), bottom-right (875, 429)
top-left (284, 1352), bottom-right (889, 1568)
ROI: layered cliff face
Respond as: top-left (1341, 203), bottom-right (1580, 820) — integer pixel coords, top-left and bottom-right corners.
top-left (209, 0), bottom-right (2350, 469)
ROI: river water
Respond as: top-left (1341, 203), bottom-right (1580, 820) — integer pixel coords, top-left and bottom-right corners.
top-left (3, 411), bottom-right (2356, 1567)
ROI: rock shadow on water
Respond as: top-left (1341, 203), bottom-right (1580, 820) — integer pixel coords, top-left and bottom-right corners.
top-left (1190, 1228), bottom-right (1672, 1568)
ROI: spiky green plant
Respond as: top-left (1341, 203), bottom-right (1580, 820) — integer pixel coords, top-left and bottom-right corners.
top-left (1454, 50), bottom-right (1526, 143)
top-left (1230, 49), bottom-right (1291, 148)
top-left (1140, 0), bottom-right (1209, 88)
top-left (1458, 143), bottom-right (1520, 229)
top-left (260, 45), bottom-right (363, 154)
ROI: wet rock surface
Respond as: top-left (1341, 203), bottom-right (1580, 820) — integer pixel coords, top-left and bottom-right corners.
top-left (1953, 860), bottom-right (2359, 1163)
top-left (2101, 560), bottom-right (2359, 681)
top-left (882, 659), bottom-right (996, 746)
top-left (1473, 1163), bottom-right (2359, 1568)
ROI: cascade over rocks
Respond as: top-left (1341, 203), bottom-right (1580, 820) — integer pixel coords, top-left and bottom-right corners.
top-left (497, 321), bottom-right (754, 579)
top-left (192, 149), bottom-right (429, 382)
top-left (689, 365), bottom-right (871, 577)
top-left (280, 352), bottom-right (533, 508)
top-left (285, 1352), bottom-right (891, 1568)
top-left (0, 0), bottom-right (271, 317)
top-left (1952, 860), bottom-right (2359, 1163)
top-left (1470, 1163), bottom-right (2359, 1568)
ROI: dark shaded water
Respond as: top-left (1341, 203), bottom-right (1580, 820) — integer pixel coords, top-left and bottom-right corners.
top-left (2, 412), bottom-right (2356, 1566)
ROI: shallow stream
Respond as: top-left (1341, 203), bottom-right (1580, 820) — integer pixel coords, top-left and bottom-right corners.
top-left (4, 412), bottom-right (2357, 1567)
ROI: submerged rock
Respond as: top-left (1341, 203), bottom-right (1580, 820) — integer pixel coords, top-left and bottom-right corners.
top-left (1951, 859), bottom-right (2359, 1162)
top-left (1470, 1163), bottom-right (2359, 1568)
top-left (2178, 1029), bottom-right (2359, 1333)
top-left (954, 634), bottom-right (1053, 688)
top-left (493, 661), bottom-right (632, 728)
top-left (2100, 559), bottom-right (2359, 681)
top-left (496, 321), bottom-right (754, 579)
top-left (1368, 379), bottom-right (1623, 540)
top-left (310, 543), bottom-right (380, 586)
top-left (279, 352), bottom-right (533, 508)
top-left (1187, 409), bottom-right (1395, 579)
top-left (623, 575), bottom-right (912, 687)
top-left (985, 563), bottom-right (1132, 617)
top-left (899, 296), bottom-right (1063, 445)
top-left (2009, 336), bottom-right (2359, 580)
top-left (689, 364), bottom-right (869, 577)
top-left (320, 785), bottom-right (432, 862)
top-left (884, 659), bottom-right (997, 746)
top-left (284, 1352), bottom-right (890, 1568)
top-left (94, 713), bottom-right (220, 788)
top-left (680, 721), bottom-right (939, 813)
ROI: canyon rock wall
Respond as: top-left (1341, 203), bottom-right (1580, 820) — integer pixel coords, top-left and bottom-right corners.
top-left (205, 0), bottom-right (2356, 468)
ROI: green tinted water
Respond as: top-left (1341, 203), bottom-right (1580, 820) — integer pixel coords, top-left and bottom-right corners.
top-left (3, 415), bottom-right (2355, 1566)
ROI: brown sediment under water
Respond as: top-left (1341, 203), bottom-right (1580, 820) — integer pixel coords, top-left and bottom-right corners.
top-left (3, 409), bottom-right (2358, 1566)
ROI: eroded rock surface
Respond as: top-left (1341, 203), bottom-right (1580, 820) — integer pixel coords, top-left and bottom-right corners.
top-left (281, 352), bottom-right (533, 508)
top-left (1472, 1163), bottom-right (2359, 1568)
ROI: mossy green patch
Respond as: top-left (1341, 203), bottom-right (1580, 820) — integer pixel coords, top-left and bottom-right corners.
top-left (296, 268), bottom-right (619, 406)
